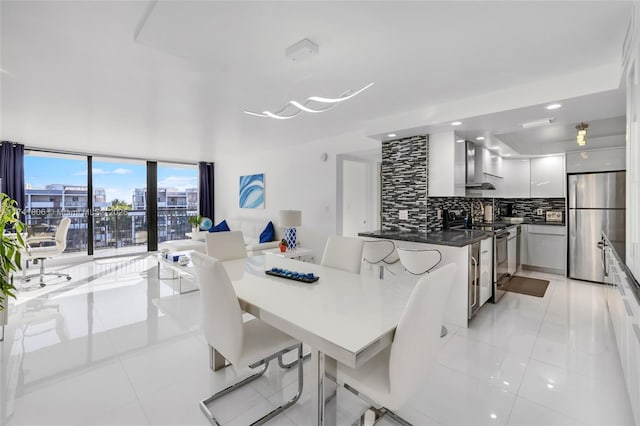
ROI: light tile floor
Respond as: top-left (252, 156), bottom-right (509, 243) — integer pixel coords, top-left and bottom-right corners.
top-left (0, 257), bottom-right (635, 425)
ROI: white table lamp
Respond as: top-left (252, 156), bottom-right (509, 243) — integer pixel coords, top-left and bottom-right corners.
top-left (279, 210), bottom-right (302, 250)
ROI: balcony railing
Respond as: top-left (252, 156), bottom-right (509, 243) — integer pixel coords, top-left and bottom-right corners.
top-left (23, 208), bottom-right (198, 254)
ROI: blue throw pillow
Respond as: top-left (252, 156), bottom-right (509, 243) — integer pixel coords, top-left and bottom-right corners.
top-left (259, 221), bottom-right (275, 243)
top-left (209, 219), bottom-right (230, 233)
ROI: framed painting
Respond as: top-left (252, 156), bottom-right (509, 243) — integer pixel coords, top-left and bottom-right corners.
top-left (239, 173), bottom-right (264, 208)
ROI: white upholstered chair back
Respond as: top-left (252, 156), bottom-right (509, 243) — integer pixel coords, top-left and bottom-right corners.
top-left (320, 236), bottom-right (365, 274)
top-left (388, 263), bottom-right (456, 406)
top-left (205, 231), bottom-right (248, 261)
top-left (55, 218), bottom-right (71, 252)
top-left (191, 252), bottom-right (244, 364)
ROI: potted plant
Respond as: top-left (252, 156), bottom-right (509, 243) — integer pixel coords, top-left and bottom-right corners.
top-left (279, 238), bottom-right (288, 252)
top-left (1, 193), bottom-right (25, 339)
top-left (187, 214), bottom-right (202, 233)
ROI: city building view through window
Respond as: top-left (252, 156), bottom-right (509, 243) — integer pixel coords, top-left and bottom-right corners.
top-left (24, 152), bottom-right (198, 256)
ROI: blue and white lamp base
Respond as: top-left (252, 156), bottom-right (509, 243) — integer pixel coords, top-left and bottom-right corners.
top-left (284, 227), bottom-right (297, 250)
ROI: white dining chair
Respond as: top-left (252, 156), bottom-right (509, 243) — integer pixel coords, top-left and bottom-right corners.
top-left (320, 235), bottom-right (365, 274)
top-left (396, 247), bottom-right (448, 337)
top-left (21, 218), bottom-right (72, 287)
top-left (337, 263), bottom-right (457, 425)
top-left (362, 239), bottom-right (399, 279)
top-left (191, 252), bottom-right (303, 426)
top-left (205, 230), bottom-right (247, 260)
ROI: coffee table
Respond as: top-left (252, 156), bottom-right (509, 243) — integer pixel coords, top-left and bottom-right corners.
top-left (156, 251), bottom-right (198, 294)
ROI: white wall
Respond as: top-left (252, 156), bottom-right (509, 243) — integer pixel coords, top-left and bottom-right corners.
top-left (214, 131), bottom-right (379, 260)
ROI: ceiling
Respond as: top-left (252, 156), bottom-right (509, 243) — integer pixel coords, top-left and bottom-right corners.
top-left (0, 1), bottom-right (633, 160)
top-left (381, 87), bottom-right (626, 157)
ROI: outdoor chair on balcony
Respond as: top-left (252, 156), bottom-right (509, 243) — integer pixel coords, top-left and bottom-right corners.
top-left (21, 218), bottom-right (72, 288)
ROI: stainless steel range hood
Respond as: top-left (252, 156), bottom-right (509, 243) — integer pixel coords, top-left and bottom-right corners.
top-left (465, 141), bottom-right (496, 190)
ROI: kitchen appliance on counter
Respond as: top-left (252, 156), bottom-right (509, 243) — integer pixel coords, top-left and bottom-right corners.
top-left (568, 171), bottom-right (626, 283)
top-left (545, 210), bottom-right (563, 222)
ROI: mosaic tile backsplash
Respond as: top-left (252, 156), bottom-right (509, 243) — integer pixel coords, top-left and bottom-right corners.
top-left (381, 135), bottom-right (428, 233)
top-left (426, 197), bottom-right (565, 232)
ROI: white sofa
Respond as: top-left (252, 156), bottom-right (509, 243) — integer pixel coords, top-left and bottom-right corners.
top-left (159, 218), bottom-right (282, 256)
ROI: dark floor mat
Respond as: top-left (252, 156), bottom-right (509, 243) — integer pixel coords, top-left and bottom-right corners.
top-left (504, 275), bottom-right (550, 298)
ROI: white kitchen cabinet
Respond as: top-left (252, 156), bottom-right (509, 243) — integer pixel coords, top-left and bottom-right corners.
top-left (530, 155), bottom-right (565, 198)
top-left (501, 159), bottom-right (531, 198)
top-left (603, 238), bottom-right (640, 425)
top-left (479, 237), bottom-right (492, 306)
top-left (482, 148), bottom-right (503, 178)
top-left (428, 131), bottom-right (465, 197)
top-left (521, 224), bottom-right (566, 275)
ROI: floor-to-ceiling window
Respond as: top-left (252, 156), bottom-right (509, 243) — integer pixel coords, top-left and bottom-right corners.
top-left (157, 163), bottom-right (198, 243)
top-left (24, 151), bottom-right (89, 256)
top-left (24, 151), bottom-right (198, 258)
top-left (91, 157), bottom-right (147, 257)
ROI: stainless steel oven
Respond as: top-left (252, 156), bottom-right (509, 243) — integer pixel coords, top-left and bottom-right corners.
top-left (493, 230), bottom-right (509, 302)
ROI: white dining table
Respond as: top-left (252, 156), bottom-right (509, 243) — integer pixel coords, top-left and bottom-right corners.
top-left (221, 254), bottom-right (415, 426)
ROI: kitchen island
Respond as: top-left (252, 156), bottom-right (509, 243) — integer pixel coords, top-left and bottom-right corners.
top-left (359, 229), bottom-right (493, 328)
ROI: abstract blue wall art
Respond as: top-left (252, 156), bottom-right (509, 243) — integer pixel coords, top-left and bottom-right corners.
top-left (239, 173), bottom-right (265, 209)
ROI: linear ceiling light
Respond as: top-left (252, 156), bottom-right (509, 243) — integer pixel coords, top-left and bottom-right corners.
top-left (243, 83), bottom-right (374, 119)
top-left (522, 117), bottom-right (554, 128)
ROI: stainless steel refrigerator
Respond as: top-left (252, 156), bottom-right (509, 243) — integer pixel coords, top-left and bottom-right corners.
top-left (568, 171), bottom-right (625, 283)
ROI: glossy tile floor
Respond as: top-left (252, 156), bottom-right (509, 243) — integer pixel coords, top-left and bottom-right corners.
top-left (0, 256), bottom-right (635, 425)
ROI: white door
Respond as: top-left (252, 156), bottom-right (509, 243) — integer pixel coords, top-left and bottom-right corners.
top-left (342, 160), bottom-right (370, 237)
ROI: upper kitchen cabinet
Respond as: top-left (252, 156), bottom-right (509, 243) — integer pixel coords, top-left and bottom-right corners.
top-left (530, 155), bottom-right (565, 198)
top-left (428, 131), bottom-right (465, 197)
top-left (501, 159), bottom-right (531, 198)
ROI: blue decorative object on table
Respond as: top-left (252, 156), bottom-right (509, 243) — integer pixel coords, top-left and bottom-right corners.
top-left (279, 210), bottom-right (302, 251)
top-left (266, 267), bottom-right (319, 283)
top-left (199, 217), bottom-right (213, 230)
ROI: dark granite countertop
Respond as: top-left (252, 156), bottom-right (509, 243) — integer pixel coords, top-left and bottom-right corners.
top-left (494, 219), bottom-right (566, 226)
top-left (359, 229), bottom-right (490, 247)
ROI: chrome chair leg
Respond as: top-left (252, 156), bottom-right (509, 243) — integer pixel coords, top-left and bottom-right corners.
top-left (22, 258), bottom-right (71, 287)
top-left (345, 384), bottom-right (413, 426)
top-left (277, 350), bottom-right (311, 369)
top-left (200, 343), bottom-right (304, 426)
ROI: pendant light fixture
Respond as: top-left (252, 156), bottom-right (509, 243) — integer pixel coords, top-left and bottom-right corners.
top-left (243, 38), bottom-right (374, 119)
top-left (576, 122), bottom-right (588, 146)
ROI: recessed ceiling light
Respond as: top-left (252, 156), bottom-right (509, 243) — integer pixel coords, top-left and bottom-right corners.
top-left (545, 103), bottom-right (562, 110)
top-left (387, 133), bottom-right (397, 137)
top-left (475, 136), bottom-right (485, 141)
top-left (456, 139), bottom-right (465, 143)
top-left (451, 121), bottom-right (462, 126)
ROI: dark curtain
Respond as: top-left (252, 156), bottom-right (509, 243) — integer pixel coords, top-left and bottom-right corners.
top-left (198, 162), bottom-right (215, 220)
top-left (0, 142), bottom-right (25, 214)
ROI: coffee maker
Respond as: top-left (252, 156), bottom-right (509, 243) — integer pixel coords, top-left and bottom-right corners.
top-left (504, 203), bottom-right (515, 217)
